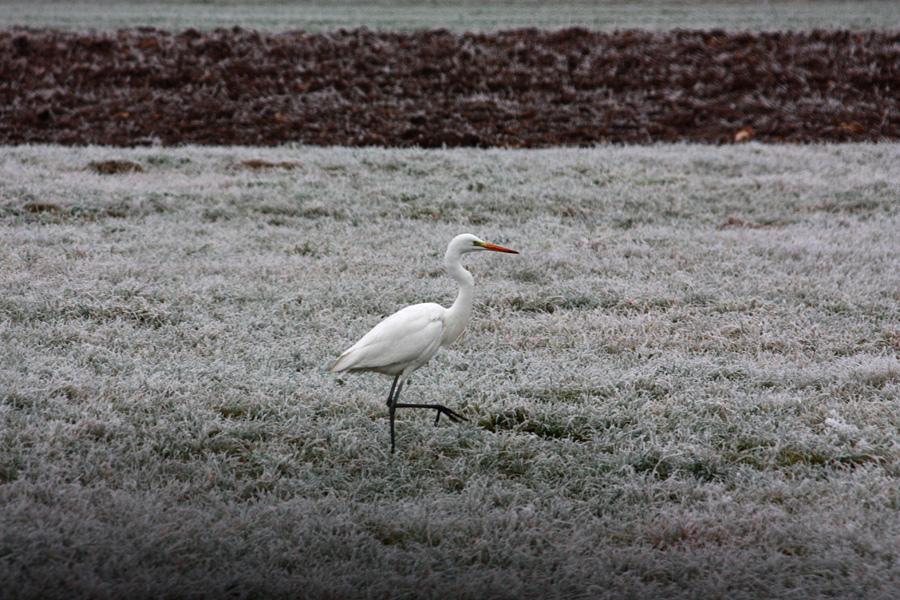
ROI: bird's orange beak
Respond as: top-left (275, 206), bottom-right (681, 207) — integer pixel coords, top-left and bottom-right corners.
top-left (482, 243), bottom-right (519, 254)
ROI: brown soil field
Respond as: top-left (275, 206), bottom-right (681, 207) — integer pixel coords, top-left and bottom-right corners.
top-left (2, 27), bottom-right (898, 147)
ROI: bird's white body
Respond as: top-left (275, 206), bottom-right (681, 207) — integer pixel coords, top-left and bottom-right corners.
top-left (331, 233), bottom-right (485, 380)
top-left (330, 302), bottom-right (456, 378)
top-left (330, 233), bottom-right (517, 453)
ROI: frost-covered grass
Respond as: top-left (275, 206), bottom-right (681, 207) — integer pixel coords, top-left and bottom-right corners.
top-left (2, 0), bottom-right (898, 32)
top-left (2, 143), bottom-right (900, 599)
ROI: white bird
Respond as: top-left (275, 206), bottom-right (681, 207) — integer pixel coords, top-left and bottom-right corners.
top-left (331, 233), bottom-right (519, 453)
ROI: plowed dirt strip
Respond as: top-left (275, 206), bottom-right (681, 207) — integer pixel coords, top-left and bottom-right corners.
top-left (2, 27), bottom-right (898, 146)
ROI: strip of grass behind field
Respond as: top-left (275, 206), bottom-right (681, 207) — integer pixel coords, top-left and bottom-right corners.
top-left (1, 0), bottom-right (897, 32)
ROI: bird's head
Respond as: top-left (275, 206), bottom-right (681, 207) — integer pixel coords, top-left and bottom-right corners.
top-left (450, 233), bottom-right (519, 255)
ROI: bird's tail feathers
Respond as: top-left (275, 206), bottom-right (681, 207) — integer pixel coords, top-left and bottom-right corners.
top-left (329, 350), bottom-right (353, 373)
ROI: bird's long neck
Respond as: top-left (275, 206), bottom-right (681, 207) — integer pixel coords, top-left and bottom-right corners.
top-left (443, 249), bottom-right (475, 344)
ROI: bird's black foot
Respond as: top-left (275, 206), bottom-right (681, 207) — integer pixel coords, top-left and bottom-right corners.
top-left (432, 405), bottom-right (468, 425)
top-left (394, 403), bottom-right (468, 426)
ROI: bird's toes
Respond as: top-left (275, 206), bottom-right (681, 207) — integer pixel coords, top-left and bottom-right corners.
top-left (437, 407), bottom-right (468, 424)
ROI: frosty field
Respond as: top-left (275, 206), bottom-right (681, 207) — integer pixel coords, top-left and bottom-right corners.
top-left (2, 143), bottom-right (900, 598)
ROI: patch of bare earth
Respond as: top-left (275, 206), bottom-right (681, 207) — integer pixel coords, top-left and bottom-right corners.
top-left (2, 27), bottom-right (898, 146)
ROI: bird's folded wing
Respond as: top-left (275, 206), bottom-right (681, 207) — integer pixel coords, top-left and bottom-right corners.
top-left (330, 303), bottom-right (444, 374)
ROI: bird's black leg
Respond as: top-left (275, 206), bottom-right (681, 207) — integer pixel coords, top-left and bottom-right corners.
top-left (385, 375), bottom-right (399, 409)
top-left (388, 377), bottom-right (467, 453)
top-left (386, 375), bottom-right (400, 454)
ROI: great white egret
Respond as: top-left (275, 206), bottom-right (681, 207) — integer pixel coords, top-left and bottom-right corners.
top-left (330, 233), bottom-right (519, 453)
